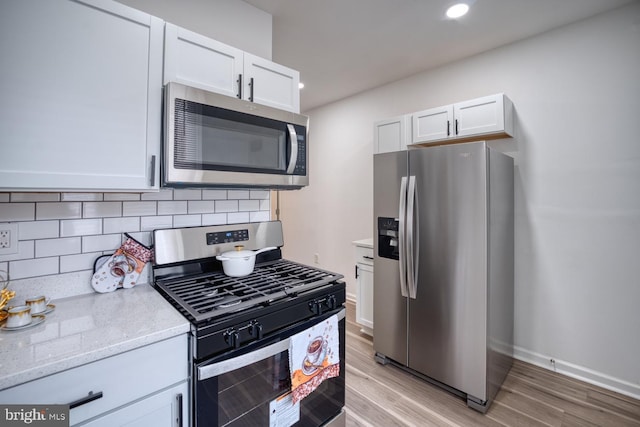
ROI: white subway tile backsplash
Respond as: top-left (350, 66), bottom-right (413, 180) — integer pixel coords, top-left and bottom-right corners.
top-left (83, 202), bottom-right (122, 218)
top-left (0, 241), bottom-right (34, 262)
top-left (36, 237), bottom-right (82, 257)
top-left (140, 216), bottom-right (173, 231)
top-left (103, 217), bottom-right (140, 234)
top-left (10, 257), bottom-right (59, 280)
top-left (123, 201), bottom-right (157, 217)
top-left (103, 193), bottom-right (141, 201)
top-left (249, 211), bottom-right (270, 223)
top-left (239, 200), bottom-right (260, 211)
top-left (202, 213), bottom-right (227, 226)
top-left (141, 189), bottom-right (173, 201)
top-left (202, 190), bottom-right (227, 200)
top-left (228, 190), bottom-right (249, 199)
top-left (11, 193), bottom-right (60, 202)
top-left (61, 193), bottom-right (103, 201)
top-left (37, 202), bottom-right (81, 220)
top-left (18, 220), bottom-right (59, 240)
top-left (173, 189), bottom-right (202, 200)
top-left (1, 203), bottom-right (36, 221)
top-left (188, 201), bottom-right (215, 214)
top-left (158, 201), bottom-right (188, 215)
top-left (60, 252), bottom-right (102, 273)
top-left (173, 215), bottom-right (202, 228)
top-left (2, 189), bottom-right (269, 287)
top-left (60, 219), bottom-right (102, 237)
top-left (250, 190), bottom-right (270, 200)
top-left (227, 212), bottom-right (250, 224)
top-left (83, 234), bottom-right (122, 253)
top-left (215, 200), bottom-right (238, 212)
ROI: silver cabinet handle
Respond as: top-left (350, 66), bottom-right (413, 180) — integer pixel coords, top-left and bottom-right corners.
top-left (398, 177), bottom-right (408, 297)
top-left (285, 124), bottom-right (298, 174)
top-left (68, 391), bottom-right (103, 409)
top-left (149, 155), bottom-right (156, 187)
top-left (407, 175), bottom-right (418, 299)
top-left (176, 393), bottom-right (183, 427)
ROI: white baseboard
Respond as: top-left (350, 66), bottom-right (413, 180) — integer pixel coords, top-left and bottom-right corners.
top-left (346, 292), bottom-right (356, 303)
top-left (513, 345), bottom-right (640, 400)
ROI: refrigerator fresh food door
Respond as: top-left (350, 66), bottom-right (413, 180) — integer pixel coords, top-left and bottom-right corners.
top-left (407, 142), bottom-right (488, 402)
top-left (373, 151), bottom-right (409, 366)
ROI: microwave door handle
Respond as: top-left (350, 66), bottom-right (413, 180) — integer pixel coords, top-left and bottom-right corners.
top-left (286, 124), bottom-right (298, 174)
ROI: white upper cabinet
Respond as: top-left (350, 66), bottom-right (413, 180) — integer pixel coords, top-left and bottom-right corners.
top-left (163, 23), bottom-right (243, 99)
top-left (164, 24), bottom-right (300, 113)
top-left (374, 115), bottom-right (411, 154)
top-left (0, 0), bottom-right (163, 192)
top-left (243, 53), bottom-right (300, 113)
top-left (411, 93), bottom-right (514, 145)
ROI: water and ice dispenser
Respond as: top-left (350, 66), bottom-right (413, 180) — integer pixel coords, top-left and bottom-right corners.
top-left (377, 217), bottom-right (399, 260)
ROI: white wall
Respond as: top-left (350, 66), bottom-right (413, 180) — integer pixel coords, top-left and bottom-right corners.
top-left (279, 3), bottom-right (640, 398)
top-left (117, 0), bottom-right (272, 59)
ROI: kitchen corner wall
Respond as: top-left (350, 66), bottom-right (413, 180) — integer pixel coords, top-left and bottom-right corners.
top-left (279, 3), bottom-right (640, 399)
top-left (0, 189), bottom-right (270, 299)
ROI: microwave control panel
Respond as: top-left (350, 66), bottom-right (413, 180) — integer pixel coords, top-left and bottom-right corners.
top-left (293, 130), bottom-right (306, 176)
top-left (206, 229), bottom-right (249, 245)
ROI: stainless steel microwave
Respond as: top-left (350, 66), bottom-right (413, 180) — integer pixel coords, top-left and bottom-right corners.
top-left (163, 82), bottom-right (309, 189)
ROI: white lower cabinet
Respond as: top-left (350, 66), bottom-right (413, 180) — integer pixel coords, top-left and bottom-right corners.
top-left (0, 335), bottom-right (189, 426)
top-left (80, 382), bottom-right (188, 427)
top-left (353, 242), bottom-right (374, 336)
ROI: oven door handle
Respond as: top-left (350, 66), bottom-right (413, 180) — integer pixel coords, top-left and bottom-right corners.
top-left (197, 308), bottom-right (345, 381)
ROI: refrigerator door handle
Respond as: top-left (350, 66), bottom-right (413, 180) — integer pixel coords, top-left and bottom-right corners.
top-left (398, 176), bottom-right (408, 297)
top-left (407, 175), bottom-right (419, 299)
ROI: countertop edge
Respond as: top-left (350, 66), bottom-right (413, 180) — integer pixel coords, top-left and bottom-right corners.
top-left (1, 323), bottom-right (189, 390)
top-left (352, 238), bottom-right (374, 248)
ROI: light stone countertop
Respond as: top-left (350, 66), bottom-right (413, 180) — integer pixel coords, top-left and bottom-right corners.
top-left (352, 238), bottom-right (374, 248)
top-left (0, 284), bottom-right (190, 390)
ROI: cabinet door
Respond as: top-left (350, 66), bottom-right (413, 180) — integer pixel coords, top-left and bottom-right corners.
top-left (374, 116), bottom-right (410, 153)
top-left (80, 381), bottom-right (188, 427)
top-left (164, 23), bottom-right (244, 98)
top-left (411, 105), bottom-right (454, 144)
top-left (243, 53), bottom-right (300, 113)
top-left (0, 0), bottom-right (162, 191)
top-left (356, 263), bottom-right (374, 332)
top-left (453, 94), bottom-right (506, 138)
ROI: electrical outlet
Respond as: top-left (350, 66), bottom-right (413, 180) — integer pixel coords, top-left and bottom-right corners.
top-left (0, 223), bottom-right (19, 255)
top-left (314, 253), bottom-right (320, 264)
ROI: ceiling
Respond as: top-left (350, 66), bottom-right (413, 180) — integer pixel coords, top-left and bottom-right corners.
top-left (243, 0), bottom-right (635, 112)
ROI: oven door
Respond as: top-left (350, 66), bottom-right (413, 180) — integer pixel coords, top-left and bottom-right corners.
top-left (194, 308), bottom-right (345, 427)
top-left (164, 82), bottom-right (308, 189)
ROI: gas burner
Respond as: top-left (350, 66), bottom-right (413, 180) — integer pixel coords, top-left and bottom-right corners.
top-left (154, 259), bottom-right (344, 324)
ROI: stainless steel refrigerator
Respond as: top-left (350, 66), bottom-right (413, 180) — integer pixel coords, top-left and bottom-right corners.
top-left (373, 141), bottom-right (514, 413)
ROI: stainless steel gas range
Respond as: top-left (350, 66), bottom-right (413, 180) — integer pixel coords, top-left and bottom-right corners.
top-left (152, 221), bottom-right (346, 427)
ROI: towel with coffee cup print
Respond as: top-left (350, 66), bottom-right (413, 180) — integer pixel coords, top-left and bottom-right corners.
top-left (288, 314), bottom-right (340, 403)
top-left (91, 234), bottom-right (154, 293)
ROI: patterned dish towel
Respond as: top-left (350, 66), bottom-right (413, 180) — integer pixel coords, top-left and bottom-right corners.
top-left (91, 234), bottom-right (153, 293)
top-left (289, 314), bottom-right (340, 404)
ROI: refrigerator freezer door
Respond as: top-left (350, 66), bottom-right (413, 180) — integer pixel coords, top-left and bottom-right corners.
top-left (407, 142), bottom-right (488, 402)
top-left (373, 151), bottom-right (409, 366)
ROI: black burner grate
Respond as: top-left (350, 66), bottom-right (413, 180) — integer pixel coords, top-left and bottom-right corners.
top-left (155, 259), bottom-right (344, 323)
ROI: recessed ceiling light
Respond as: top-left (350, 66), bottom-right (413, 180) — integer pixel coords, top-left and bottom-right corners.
top-left (298, 82), bottom-right (305, 89)
top-left (446, 3), bottom-right (470, 19)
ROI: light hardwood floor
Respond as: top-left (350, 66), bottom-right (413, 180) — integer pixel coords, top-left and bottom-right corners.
top-left (343, 302), bottom-right (640, 426)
